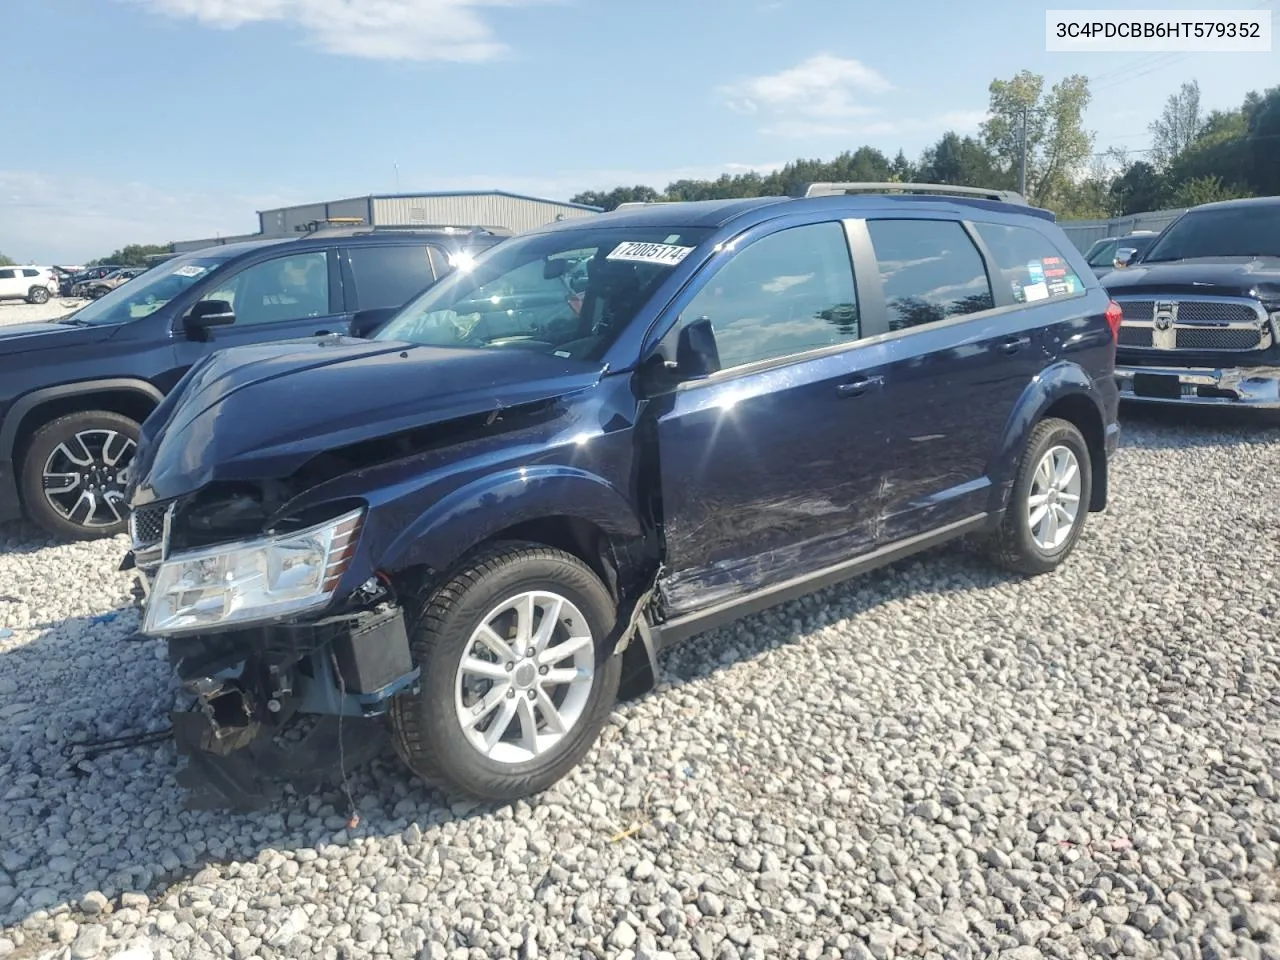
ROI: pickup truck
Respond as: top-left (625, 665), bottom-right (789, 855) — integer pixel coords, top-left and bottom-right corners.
top-left (1105, 196), bottom-right (1280, 409)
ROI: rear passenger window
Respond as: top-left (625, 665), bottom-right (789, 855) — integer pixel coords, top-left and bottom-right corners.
top-left (347, 245), bottom-right (438, 310)
top-left (682, 221), bottom-right (861, 370)
top-left (974, 222), bottom-right (1085, 303)
top-left (866, 219), bottom-right (994, 331)
top-left (0, 270), bottom-right (15, 280)
top-left (21, 269), bottom-right (39, 278)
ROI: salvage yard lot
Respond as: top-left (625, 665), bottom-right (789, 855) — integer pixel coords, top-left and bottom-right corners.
top-left (0, 315), bottom-right (1279, 960)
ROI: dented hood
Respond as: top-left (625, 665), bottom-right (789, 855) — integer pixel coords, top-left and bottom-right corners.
top-left (130, 335), bottom-right (605, 506)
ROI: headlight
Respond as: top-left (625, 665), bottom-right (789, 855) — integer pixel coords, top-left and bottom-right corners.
top-left (142, 507), bottom-right (364, 636)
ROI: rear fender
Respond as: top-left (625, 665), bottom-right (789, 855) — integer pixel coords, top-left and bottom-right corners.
top-left (374, 465), bottom-right (646, 577)
top-left (990, 361), bottom-right (1108, 514)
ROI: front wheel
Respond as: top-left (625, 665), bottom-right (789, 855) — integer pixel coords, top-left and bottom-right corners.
top-left (19, 410), bottom-right (140, 540)
top-left (986, 417), bottom-right (1093, 576)
top-left (389, 541), bottom-right (621, 801)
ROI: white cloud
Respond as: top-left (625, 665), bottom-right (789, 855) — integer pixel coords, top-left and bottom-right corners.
top-left (124, 0), bottom-right (544, 62)
top-left (719, 54), bottom-right (892, 120)
top-left (0, 170), bottom-right (293, 264)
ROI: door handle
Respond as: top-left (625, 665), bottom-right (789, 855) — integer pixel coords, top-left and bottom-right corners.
top-left (836, 374), bottom-right (885, 398)
top-left (997, 335), bottom-right (1031, 355)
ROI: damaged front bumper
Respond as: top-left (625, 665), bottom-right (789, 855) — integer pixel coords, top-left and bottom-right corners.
top-left (1115, 363), bottom-right (1280, 408)
top-left (122, 545), bottom-right (421, 811)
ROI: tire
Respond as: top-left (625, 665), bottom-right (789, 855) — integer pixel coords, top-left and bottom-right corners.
top-left (389, 540), bottom-right (622, 801)
top-left (986, 417), bottom-right (1093, 577)
top-left (19, 410), bottom-right (141, 541)
top-left (27, 286), bottom-right (49, 304)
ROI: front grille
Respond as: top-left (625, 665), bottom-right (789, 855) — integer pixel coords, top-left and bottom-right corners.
top-left (129, 503), bottom-right (167, 547)
top-left (1115, 296), bottom-right (1270, 353)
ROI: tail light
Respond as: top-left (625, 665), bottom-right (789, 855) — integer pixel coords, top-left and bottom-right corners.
top-left (1105, 300), bottom-right (1123, 341)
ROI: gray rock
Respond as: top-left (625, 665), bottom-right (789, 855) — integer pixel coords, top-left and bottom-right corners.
top-left (70, 924), bottom-right (107, 959)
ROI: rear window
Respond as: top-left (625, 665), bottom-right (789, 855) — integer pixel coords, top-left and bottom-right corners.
top-left (347, 244), bottom-right (439, 311)
top-left (974, 222), bottom-right (1085, 303)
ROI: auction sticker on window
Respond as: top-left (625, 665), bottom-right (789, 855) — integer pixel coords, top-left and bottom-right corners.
top-left (606, 241), bottom-right (694, 266)
top-left (173, 264), bottom-right (207, 278)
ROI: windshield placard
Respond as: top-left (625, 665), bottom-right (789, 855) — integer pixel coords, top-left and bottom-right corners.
top-left (606, 241), bottom-right (694, 267)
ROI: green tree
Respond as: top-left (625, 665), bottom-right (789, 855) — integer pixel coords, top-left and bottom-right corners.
top-left (1170, 175), bottom-right (1248, 207)
top-left (1109, 160), bottom-right (1167, 215)
top-left (1167, 107), bottom-right (1250, 196)
top-left (1245, 86), bottom-right (1280, 195)
top-left (90, 243), bottom-right (174, 267)
top-left (890, 149), bottom-right (914, 182)
top-left (1149, 80), bottom-right (1205, 169)
top-left (981, 70), bottom-right (1094, 207)
top-left (0, 253), bottom-right (14, 267)
top-left (917, 132), bottom-right (1007, 188)
top-left (569, 185), bottom-right (662, 211)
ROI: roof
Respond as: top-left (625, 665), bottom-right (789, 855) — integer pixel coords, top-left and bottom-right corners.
top-left (259, 190), bottom-right (605, 215)
top-left (529, 191), bottom-right (1055, 236)
top-left (1189, 194), bottom-right (1280, 212)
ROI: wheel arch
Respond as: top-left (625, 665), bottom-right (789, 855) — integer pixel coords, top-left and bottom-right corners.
top-left (374, 468), bottom-right (659, 698)
top-left (1, 380), bottom-right (163, 467)
top-left (994, 363), bottom-right (1110, 514)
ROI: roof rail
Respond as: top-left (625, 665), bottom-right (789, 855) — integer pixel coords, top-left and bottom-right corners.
top-left (296, 222), bottom-right (515, 240)
top-left (801, 182), bottom-right (1029, 204)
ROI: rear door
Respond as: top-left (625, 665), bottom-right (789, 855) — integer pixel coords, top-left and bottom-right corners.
top-left (859, 215), bottom-right (1073, 541)
top-left (649, 218), bottom-right (894, 615)
top-left (171, 247), bottom-right (350, 369)
top-left (339, 242), bottom-right (442, 312)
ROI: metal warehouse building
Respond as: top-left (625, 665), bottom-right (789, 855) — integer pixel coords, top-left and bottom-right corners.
top-left (173, 190), bottom-right (601, 253)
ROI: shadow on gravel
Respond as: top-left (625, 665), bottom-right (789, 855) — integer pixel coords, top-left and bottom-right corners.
top-left (1117, 403), bottom-right (1280, 450)
top-left (0, 517), bottom-right (67, 558)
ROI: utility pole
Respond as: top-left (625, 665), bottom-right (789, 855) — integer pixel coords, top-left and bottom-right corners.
top-left (1017, 106), bottom-right (1028, 199)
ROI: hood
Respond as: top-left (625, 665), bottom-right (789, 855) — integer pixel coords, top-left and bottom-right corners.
top-left (130, 335), bottom-right (605, 506)
top-left (1103, 257), bottom-right (1280, 303)
top-left (0, 320), bottom-right (116, 355)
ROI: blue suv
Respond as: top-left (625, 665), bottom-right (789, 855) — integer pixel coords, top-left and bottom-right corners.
top-left (122, 184), bottom-right (1121, 809)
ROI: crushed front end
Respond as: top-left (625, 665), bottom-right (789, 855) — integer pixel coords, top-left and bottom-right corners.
top-left (122, 496), bottom-right (419, 811)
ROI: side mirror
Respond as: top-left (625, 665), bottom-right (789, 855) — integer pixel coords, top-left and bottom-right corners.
top-left (675, 316), bottom-right (721, 379)
top-left (1114, 247), bottom-right (1138, 268)
top-left (543, 258), bottom-right (570, 280)
top-left (350, 306), bottom-right (398, 339)
top-left (184, 299), bottom-right (235, 339)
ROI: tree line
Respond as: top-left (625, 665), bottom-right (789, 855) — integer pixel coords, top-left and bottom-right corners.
top-left (572, 72), bottom-right (1280, 220)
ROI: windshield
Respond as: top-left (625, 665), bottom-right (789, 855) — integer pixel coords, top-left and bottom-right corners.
top-left (65, 257), bottom-right (226, 326)
top-left (1143, 206), bottom-right (1280, 262)
top-left (1085, 239), bottom-right (1117, 266)
top-left (374, 226), bottom-right (715, 360)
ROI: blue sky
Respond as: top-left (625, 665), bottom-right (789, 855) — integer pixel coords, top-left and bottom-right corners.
top-left (4, 0), bottom-right (1277, 263)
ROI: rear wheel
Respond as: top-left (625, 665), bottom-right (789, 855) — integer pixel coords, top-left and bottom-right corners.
top-left (986, 417), bottom-right (1092, 576)
top-left (26, 286), bottom-right (49, 304)
top-left (389, 541), bottom-right (621, 801)
top-left (19, 410), bottom-right (140, 540)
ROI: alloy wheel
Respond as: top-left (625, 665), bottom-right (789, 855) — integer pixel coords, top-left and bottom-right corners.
top-left (454, 590), bottom-right (595, 765)
top-left (41, 429), bottom-right (136, 529)
top-left (1027, 444), bottom-right (1082, 551)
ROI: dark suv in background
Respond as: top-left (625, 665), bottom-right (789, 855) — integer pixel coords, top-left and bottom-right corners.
top-left (0, 225), bottom-right (507, 540)
top-left (121, 183), bottom-right (1122, 810)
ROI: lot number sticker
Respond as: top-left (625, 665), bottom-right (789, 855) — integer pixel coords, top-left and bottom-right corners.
top-left (606, 241), bottom-right (694, 266)
top-left (173, 265), bottom-right (207, 278)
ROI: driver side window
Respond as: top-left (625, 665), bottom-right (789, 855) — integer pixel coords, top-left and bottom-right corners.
top-left (678, 221), bottom-right (861, 370)
top-left (201, 251), bottom-right (330, 326)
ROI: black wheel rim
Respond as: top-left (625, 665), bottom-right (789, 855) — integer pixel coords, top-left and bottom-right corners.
top-left (41, 429), bottom-right (136, 528)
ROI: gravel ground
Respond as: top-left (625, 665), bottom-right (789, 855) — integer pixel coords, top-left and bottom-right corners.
top-left (1, 408), bottom-right (1279, 960)
top-left (0, 299), bottom-right (90, 328)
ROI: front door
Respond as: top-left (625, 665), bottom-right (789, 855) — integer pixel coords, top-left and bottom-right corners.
top-left (650, 219), bottom-right (893, 615)
top-left (171, 248), bottom-right (351, 370)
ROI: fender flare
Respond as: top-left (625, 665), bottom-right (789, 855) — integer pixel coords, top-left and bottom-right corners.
top-left (376, 464), bottom-right (647, 576)
top-left (0, 379), bottom-right (164, 461)
top-left (991, 362), bottom-right (1106, 504)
